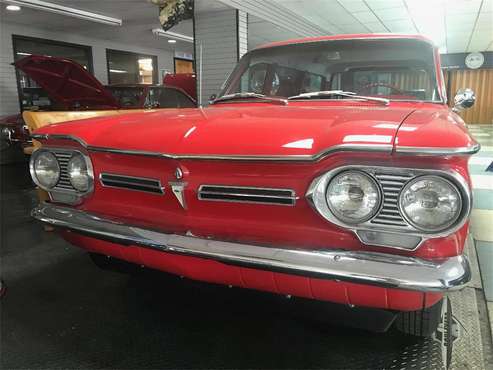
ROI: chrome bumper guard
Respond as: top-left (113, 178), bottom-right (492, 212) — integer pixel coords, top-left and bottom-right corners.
top-left (32, 204), bottom-right (471, 292)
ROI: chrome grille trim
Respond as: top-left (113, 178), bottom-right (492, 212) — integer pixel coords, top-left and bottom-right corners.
top-left (198, 185), bottom-right (296, 206)
top-left (52, 150), bottom-right (76, 192)
top-left (100, 173), bottom-right (164, 195)
top-left (371, 171), bottom-right (414, 228)
top-left (29, 148), bottom-right (94, 205)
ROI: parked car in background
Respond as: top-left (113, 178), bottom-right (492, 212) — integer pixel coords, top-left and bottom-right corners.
top-left (163, 73), bottom-right (197, 100)
top-left (0, 55), bottom-right (196, 162)
top-left (29, 35), bottom-right (477, 347)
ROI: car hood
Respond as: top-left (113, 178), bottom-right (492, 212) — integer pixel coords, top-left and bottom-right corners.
top-left (14, 55), bottom-right (119, 110)
top-left (35, 103), bottom-right (416, 157)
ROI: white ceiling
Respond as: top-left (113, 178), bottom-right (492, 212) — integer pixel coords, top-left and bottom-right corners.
top-left (1, 0), bottom-right (194, 53)
top-left (251, 0), bottom-right (493, 53)
top-left (1, 0), bottom-right (492, 54)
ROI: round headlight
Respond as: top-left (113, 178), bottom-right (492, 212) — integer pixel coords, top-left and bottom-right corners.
top-left (399, 176), bottom-right (462, 232)
top-left (326, 171), bottom-right (381, 224)
top-left (32, 151), bottom-right (60, 189)
top-left (67, 153), bottom-right (90, 192)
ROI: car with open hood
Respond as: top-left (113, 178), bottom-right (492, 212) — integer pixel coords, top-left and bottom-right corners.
top-left (1, 55), bottom-right (196, 161)
top-left (29, 34), bottom-right (478, 339)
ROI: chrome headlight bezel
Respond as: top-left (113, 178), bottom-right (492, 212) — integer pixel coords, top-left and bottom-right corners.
top-left (29, 149), bottom-right (61, 190)
top-left (67, 152), bottom-right (93, 193)
top-left (325, 170), bottom-right (382, 224)
top-left (306, 165), bottom-right (471, 251)
top-left (398, 175), bottom-right (463, 233)
top-left (30, 148), bottom-right (94, 202)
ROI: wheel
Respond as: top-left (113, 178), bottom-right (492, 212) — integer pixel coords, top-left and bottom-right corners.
top-left (394, 298), bottom-right (443, 337)
top-left (88, 253), bottom-right (142, 275)
top-left (433, 297), bottom-right (458, 369)
top-left (395, 297), bottom-right (458, 368)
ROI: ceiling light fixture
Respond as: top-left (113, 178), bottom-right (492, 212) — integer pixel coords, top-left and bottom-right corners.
top-left (152, 28), bottom-right (193, 43)
top-left (168, 39), bottom-right (177, 44)
top-left (6, 4), bottom-right (21, 10)
top-left (3, 0), bottom-right (122, 25)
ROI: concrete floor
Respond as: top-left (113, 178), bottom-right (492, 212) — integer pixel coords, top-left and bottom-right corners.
top-left (0, 156), bottom-right (491, 369)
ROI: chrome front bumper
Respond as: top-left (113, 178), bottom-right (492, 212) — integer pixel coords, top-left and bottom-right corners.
top-left (32, 203), bottom-right (471, 292)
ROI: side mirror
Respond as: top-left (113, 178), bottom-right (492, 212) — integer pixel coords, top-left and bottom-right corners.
top-left (453, 88), bottom-right (475, 112)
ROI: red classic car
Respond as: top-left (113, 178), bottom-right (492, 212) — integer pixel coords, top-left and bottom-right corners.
top-left (29, 34), bottom-right (477, 338)
top-left (164, 73), bottom-right (197, 100)
top-left (0, 55), bottom-right (196, 160)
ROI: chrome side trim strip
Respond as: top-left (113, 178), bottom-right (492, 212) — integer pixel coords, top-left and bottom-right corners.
top-left (31, 134), bottom-right (392, 162)
top-left (32, 203), bottom-right (471, 292)
top-left (395, 144), bottom-right (481, 155)
top-left (100, 173), bottom-right (165, 195)
top-left (198, 185), bottom-right (296, 206)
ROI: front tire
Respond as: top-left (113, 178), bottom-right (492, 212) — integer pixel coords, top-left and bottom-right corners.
top-left (89, 253), bottom-right (142, 275)
top-left (394, 298), bottom-right (443, 337)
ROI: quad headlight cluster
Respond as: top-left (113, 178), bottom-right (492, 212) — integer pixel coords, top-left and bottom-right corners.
top-left (30, 149), bottom-right (93, 196)
top-left (307, 166), bottom-right (470, 249)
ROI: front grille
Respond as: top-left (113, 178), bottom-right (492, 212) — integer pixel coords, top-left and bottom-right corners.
top-left (371, 172), bottom-right (414, 227)
top-left (198, 185), bottom-right (296, 206)
top-left (100, 173), bottom-right (164, 194)
top-left (53, 150), bottom-right (76, 192)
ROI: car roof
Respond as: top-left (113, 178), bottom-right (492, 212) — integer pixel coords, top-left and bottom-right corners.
top-left (255, 34), bottom-right (436, 50)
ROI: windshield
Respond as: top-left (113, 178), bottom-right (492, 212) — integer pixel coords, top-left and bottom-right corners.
top-left (220, 39), bottom-right (441, 102)
top-left (106, 86), bottom-right (145, 108)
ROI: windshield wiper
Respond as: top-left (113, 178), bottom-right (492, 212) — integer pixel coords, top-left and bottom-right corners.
top-left (288, 90), bottom-right (389, 105)
top-left (211, 92), bottom-right (288, 105)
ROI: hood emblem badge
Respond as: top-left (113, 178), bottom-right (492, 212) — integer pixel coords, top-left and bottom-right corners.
top-left (170, 167), bottom-right (187, 209)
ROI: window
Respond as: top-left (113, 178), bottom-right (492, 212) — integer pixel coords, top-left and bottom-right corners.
top-left (12, 35), bottom-right (93, 111)
top-left (107, 49), bottom-right (157, 85)
top-left (222, 39), bottom-right (440, 102)
top-left (145, 87), bottom-right (195, 109)
top-left (106, 86), bottom-right (145, 108)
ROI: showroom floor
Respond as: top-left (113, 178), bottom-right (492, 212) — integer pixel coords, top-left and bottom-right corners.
top-left (468, 125), bottom-right (493, 307)
top-left (0, 128), bottom-right (492, 369)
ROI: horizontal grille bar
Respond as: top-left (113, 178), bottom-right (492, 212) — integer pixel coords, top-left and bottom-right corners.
top-left (100, 173), bottom-right (164, 194)
top-left (198, 185), bottom-right (296, 206)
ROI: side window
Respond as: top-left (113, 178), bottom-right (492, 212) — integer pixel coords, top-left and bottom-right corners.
top-left (145, 88), bottom-right (176, 108)
top-left (161, 88), bottom-right (179, 108)
top-left (175, 91), bottom-right (195, 108)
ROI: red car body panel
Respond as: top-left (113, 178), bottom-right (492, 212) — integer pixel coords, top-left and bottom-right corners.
top-left (164, 73), bottom-right (197, 100)
top-left (36, 102), bottom-right (421, 156)
top-left (31, 34), bottom-right (475, 313)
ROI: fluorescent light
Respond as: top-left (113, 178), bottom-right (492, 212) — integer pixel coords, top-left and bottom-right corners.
top-left (109, 69), bottom-right (127, 74)
top-left (168, 39), bottom-right (177, 44)
top-left (6, 4), bottom-right (21, 10)
top-left (16, 52), bottom-right (31, 56)
top-left (4, 0), bottom-right (122, 26)
top-left (152, 28), bottom-right (193, 43)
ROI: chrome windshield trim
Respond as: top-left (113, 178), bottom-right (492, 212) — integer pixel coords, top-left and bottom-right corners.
top-left (31, 134), bottom-right (393, 162)
top-left (32, 203), bottom-right (471, 292)
top-left (395, 144), bottom-right (481, 155)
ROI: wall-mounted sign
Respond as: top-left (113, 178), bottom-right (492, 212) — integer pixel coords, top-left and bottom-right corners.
top-left (465, 52), bottom-right (485, 69)
top-left (441, 52), bottom-right (492, 70)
